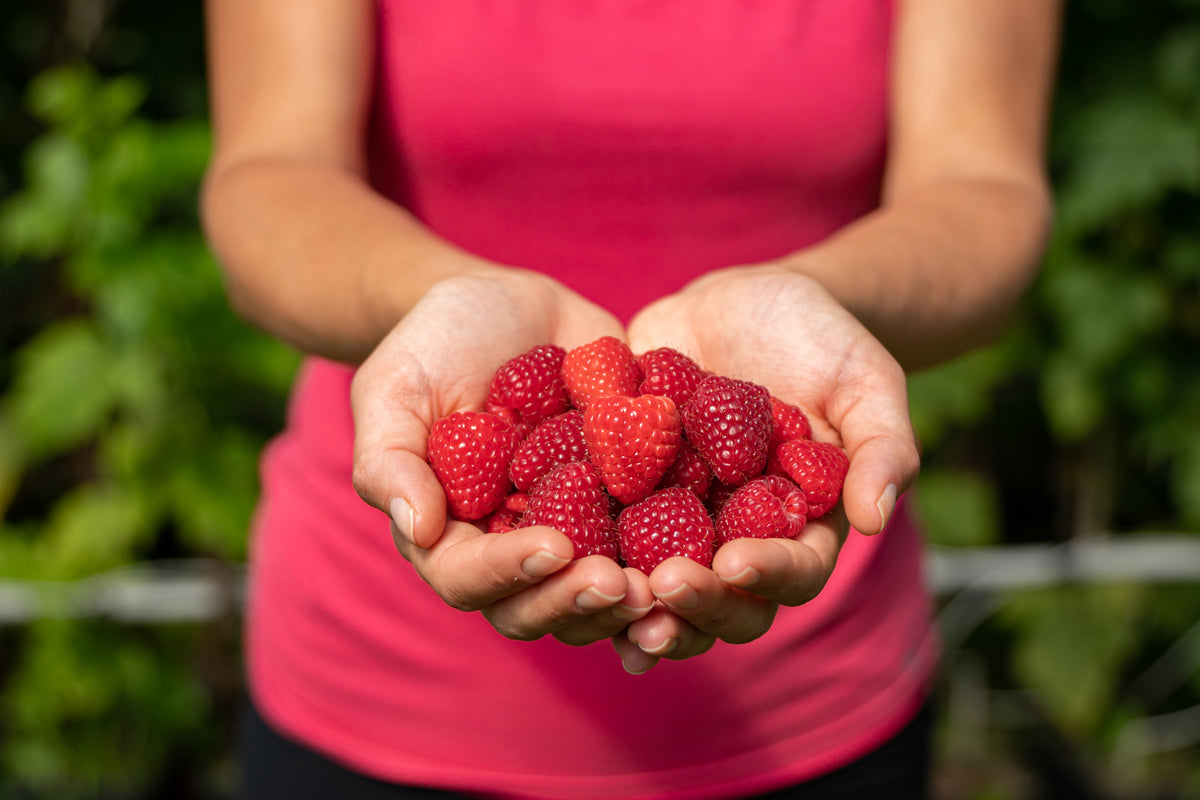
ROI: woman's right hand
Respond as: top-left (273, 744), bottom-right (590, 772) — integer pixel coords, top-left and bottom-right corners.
top-left (350, 267), bottom-right (655, 646)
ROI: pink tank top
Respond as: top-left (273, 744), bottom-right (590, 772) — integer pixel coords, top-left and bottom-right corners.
top-left (246, 3), bottom-right (939, 797)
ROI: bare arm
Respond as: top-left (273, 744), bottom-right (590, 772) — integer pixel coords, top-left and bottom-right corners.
top-left (781, 0), bottom-right (1060, 369)
top-left (619, 0), bottom-right (1061, 671)
top-left (203, 0), bottom-right (651, 647)
top-left (201, 0), bottom-right (492, 363)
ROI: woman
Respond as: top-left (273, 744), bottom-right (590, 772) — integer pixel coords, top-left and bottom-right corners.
top-left (202, 1), bottom-right (1059, 797)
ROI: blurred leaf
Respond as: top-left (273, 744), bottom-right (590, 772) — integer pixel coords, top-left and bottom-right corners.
top-left (36, 483), bottom-right (155, 579)
top-left (911, 468), bottom-right (1001, 547)
top-left (0, 133), bottom-right (88, 259)
top-left (1156, 24), bottom-right (1200, 104)
top-left (1001, 584), bottom-right (1145, 735)
top-left (907, 343), bottom-right (1014, 448)
top-left (1040, 249), bottom-right (1172, 369)
top-left (1040, 355), bottom-right (1105, 442)
top-left (1056, 96), bottom-right (1200, 234)
top-left (7, 320), bottom-right (122, 459)
top-left (27, 65), bottom-right (145, 141)
top-left (1171, 428), bottom-right (1200, 527)
top-left (165, 427), bottom-right (262, 559)
top-left (1163, 234), bottom-right (1200, 283)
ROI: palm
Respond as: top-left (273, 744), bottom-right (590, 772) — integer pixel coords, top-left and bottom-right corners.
top-left (350, 270), bottom-right (650, 652)
top-left (628, 266), bottom-right (915, 533)
top-left (611, 265), bottom-right (920, 673)
top-left (376, 271), bottom-right (623, 427)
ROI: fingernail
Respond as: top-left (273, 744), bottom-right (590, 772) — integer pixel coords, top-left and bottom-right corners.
top-left (622, 652), bottom-right (657, 675)
top-left (638, 636), bottom-right (677, 656)
top-left (389, 497), bottom-right (416, 544)
top-left (876, 483), bottom-right (898, 533)
top-left (575, 586), bottom-right (625, 612)
top-left (717, 565), bottom-right (760, 587)
top-left (522, 550), bottom-right (571, 578)
top-left (612, 603), bottom-right (654, 622)
top-left (657, 582), bottom-right (700, 610)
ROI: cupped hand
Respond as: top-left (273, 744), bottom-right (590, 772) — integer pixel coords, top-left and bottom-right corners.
top-left (617, 264), bottom-right (920, 672)
top-left (351, 266), bottom-right (654, 645)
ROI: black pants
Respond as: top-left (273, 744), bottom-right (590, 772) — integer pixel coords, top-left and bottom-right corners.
top-left (237, 696), bottom-right (934, 800)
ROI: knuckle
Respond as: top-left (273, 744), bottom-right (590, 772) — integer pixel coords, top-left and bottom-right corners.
top-left (437, 583), bottom-right (483, 613)
top-left (484, 611), bottom-right (544, 642)
top-left (350, 459), bottom-right (377, 506)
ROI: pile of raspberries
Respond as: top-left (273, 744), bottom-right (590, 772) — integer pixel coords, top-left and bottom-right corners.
top-left (426, 337), bottom-right (849, 573)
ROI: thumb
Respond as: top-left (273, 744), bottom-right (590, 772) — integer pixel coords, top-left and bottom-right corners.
top-left (353, 445), bottom-right (448, 550)
top-left (829, 356), bottom-right (920, 536)
top-left (841, 433), bottom-right (915, 536)
top-left (351, 350), bottom-right (449, 549)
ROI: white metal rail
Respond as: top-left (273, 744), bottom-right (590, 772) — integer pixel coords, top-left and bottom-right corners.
top-left (0, 536), bottom-right (1196, 624)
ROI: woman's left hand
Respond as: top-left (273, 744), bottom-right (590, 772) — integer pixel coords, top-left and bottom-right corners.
top-left (616, 264), bottom-right (920, 673)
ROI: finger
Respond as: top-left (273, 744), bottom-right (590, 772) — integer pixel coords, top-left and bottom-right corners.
top-left (398, 523), bottom-right (575, 612)
top-left (613, 631), bottom-right (660, 675)
top-left (711, 514), bottom-right (846, 607)
top-left (351, 347), bottom-right (452, 548)
top-left (625, 295), bottom-right (698, 359)
top-left (826, 348), bottom-right (920, 535)
top-left (644, 557), bottom-right (778, 646)
top-left (625, 605), bottom-right (717, 659)
top-left (481, 555), bottom-right (631, 641)
top-left (553, 567), bottom-right (656, 646)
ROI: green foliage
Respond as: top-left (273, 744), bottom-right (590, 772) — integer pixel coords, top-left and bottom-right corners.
top-left (998, 584), bottom-right (1145, 735)
top-left (909, 1), bottom-right (1200, 795)
top-left (0, 0), bottom-right (1196, 797)
top-left (0, 59), bottom-right (296, 796)
top-left (2, 619), bottom-right (218, 799)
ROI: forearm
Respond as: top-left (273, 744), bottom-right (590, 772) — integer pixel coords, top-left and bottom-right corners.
top-left (201, 157), bottom-right (490, 363)
top-left (783, 175), bottom-right (1052, 370)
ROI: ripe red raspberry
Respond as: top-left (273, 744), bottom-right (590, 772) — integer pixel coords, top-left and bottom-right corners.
top-left (427, 411), bottom-right (521, 520)
top-left (508, 410), bottom-right (588, 491)
top-left (519, 461), bottom-right (618, 560)
top-left (655, 438), bottom-right (712, 501)
top-left (561, 336), bottom-right (642, 412)
top-left (773, 439), bottom-right (849, 519)
top-left (715, 475), bottom-right (808, 545)
top-left (683, 375), bottom-right (774, 485)
top-left (503, 491), bottom-right (529, 514)
top-left (583, 394), bottom-right (681, 504)
top-left (638, 347), bottom-right (708, 410)
top-left (618, 487), bottom-right (715, 572)
top-left (486, 344), bottom-right (569, 426)
top-left (768, 396), bottom-right (812, 454)
top-left (484, 505), bottom-right (523, 533)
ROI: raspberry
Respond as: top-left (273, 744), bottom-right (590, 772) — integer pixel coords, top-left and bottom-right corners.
top-left (705, 480), bottom-right (740, 518)
top-left (638, 347), bottom-right (708, 410)
top-left (504, 491), bottom-right (529, 514)
top-left (519, 461), bottom-right (618, 560)
top-left (583, 394), bottom-right (681, 505)
top-left (768, 396), bottom-right (812, 454)
top-left (655, 438), bottom-right (712, 501)
top-left (486, 344), bottom-right (569, 426)
top-left (773, 439), bottom-right (849, 519)
top-left (715, 475), bottom-right (808, 544)
top-left (618, 487), bottom-right (715, 572)
top-left (683, 375), bottom-right (774, 486)
top-left (484, 505), bottom-right (523, 533)
top-left (508, 410), bottom-right (588, 491)
top-left (427, 411), bottom-right (521, 520)
top-left (561, 336), bottom-right (642, 412)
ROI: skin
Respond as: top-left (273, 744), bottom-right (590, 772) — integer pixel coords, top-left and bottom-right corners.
top-left (202, 0), bottom-right (1061, 673)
